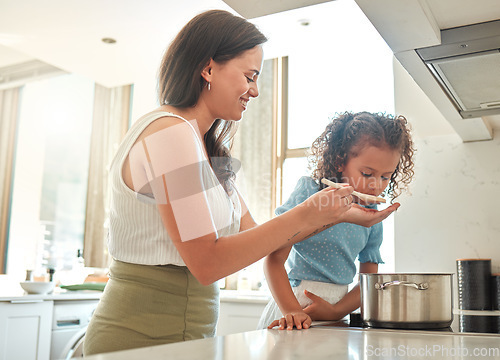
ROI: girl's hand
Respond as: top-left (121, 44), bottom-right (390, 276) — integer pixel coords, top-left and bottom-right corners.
top-left (339, 202), bottom-right (400, 228)
top-left (302, 290), bottom-right (343, 321)
top-left (299, 185), bottom-right (354, 228)
top-left (267, 311), bottom-right (312, 330)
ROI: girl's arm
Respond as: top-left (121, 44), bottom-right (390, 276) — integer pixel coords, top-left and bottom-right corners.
top-left (264, 246), bottom-right (312, 330)
top-left (303, 262), bottom-right (378, 320)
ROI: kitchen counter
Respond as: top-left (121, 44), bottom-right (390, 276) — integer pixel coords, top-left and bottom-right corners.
top-left (0, 274), bottom-right (103, 301)
top-left (0, 289), bottom-right (102, 302)
top-left (0, 279), bottom-right (103, 360)
top-left (0, 275), bottom-right (102, 302)
top-left (1, 287), bottom-right (267, 303)
top-left (0, 285), bottom-right (102, 302)
top-left (84, 325), bottom-right (500, 360)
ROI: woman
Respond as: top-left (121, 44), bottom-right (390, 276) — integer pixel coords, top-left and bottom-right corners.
top-left (83, 10), bottom-right (400, 355)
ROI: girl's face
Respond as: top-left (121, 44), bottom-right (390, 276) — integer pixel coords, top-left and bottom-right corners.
top-left (340, 145), bottom-right (401, 203)
top-left (206, 45), bottom-right (263, 121)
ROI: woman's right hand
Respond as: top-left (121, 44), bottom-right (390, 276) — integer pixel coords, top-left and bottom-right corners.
top-left (267, 311), bottom-right (312, 330)
top-left (339, 202), bottom-right (400, 228)
top-left (298, 185), bottom-right (354, 229)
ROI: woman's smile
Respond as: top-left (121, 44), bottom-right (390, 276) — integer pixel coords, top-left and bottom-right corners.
top-left (239, 97), bottom-right (249, 110)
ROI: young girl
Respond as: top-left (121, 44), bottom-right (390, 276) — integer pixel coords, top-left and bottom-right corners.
top-left (258, 111), bottom-right (415, 330)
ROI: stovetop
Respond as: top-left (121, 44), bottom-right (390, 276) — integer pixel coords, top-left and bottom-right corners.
top-left (314, 312), bottom-right (500, 335)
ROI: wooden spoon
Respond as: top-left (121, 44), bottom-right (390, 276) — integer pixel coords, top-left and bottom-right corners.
top-left (321, 178), bottom-right (386, 204)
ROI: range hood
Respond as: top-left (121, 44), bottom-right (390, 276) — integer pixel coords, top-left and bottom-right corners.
top-left (415, 20), bottom-right (500, 120)
top-left (354, 0), bottom-right (500, 142)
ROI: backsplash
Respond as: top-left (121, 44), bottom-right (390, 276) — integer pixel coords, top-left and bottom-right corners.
top-left (393, 52), bottom-right (499, 283)
top-left (393, 133), bottom-right (500, 306)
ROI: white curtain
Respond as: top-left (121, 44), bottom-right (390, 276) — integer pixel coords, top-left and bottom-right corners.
top-left (0, 87), bottom-right (21, 273)
top-left (232, 60), bottom-right (274, 224)
top-left (84, 84), bottom-right (132, 268)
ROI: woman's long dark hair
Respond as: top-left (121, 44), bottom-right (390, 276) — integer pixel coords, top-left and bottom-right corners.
top-left (158, 10), bottom-right (267, 193)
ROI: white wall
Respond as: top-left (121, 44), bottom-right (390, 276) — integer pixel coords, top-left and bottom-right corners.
top-left (129, 67), bottom-right (159, 124)
top-left (393, 58), bottom-right (500, 306)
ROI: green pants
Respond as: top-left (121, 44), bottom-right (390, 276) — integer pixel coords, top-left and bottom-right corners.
top-left (83, 259), bottom-right (219, 355)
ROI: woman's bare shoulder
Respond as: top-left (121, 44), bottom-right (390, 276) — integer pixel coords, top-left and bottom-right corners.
top-left (138, 111), bottom-right (191, 142)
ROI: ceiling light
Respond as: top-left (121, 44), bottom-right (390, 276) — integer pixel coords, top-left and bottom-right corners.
top-left (101, 38), bottom-right (117, 44)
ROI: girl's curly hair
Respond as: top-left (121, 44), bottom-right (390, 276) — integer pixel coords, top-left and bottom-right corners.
top-left (309, 111), bottom-right (416, 201)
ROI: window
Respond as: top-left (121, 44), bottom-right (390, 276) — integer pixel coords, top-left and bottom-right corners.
top-left (279, 12), bottom-right (395, 202)
top-left (236, 1), bottom-right (398, 291)
top-left (6, 74), bottom-right (94, 279)
top-left (275, 30), bottom-right (394, 272)
top-left (273, 4), bottom-right (397, 274)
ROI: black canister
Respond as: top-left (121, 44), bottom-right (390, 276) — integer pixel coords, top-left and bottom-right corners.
top-left (456, 259), bottom-right (492, 310)
top-left (459, 314), bottom-right (500, 334)
top-left (492, 274), bottom-right (500, 311)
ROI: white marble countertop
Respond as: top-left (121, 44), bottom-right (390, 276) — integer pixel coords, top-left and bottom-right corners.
top-left (84, 325), bottom-right (500, 360)
top-left (2, 287), bottom-right (269, 303)
top-left (0, 286), bottom-right (102, 302)
top-left (0, 286), bottom-right (268, 303)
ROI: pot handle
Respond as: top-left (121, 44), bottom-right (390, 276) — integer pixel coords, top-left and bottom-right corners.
top-left (375, 280), bottom-right (428, 290)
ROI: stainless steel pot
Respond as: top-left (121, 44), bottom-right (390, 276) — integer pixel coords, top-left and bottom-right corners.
top-left (360, 273), bottom-right (453, 329)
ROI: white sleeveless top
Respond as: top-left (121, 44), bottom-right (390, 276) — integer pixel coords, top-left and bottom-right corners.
top-left (107, 111), bottom-right (241, 266)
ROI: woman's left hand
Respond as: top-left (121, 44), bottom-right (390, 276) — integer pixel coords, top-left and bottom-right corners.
top-left (302, 290), bottom-right (343, 321)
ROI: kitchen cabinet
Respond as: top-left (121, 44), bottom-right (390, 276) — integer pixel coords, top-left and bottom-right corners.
top-left (0, 299), bottom-right (53, 360)
top-left (0, 285), bottom-right (102, 360)
top-left (217, 291), bottom-right (270, 336)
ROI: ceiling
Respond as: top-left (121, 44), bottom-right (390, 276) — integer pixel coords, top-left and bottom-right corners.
top-left (0, 0), bottom-right (237, 87)
top-left (221, 0), bottom-right (333, 19)
top-left (1, 0), bottom-right (497, 85)
top-left (0, 0), bottom-right (499, 132)
top-left (0, 0), bottom-right (341, 88)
